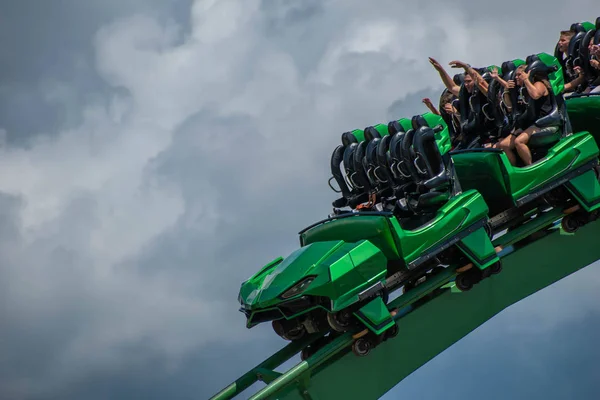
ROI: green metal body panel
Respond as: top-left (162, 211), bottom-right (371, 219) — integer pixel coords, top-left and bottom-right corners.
top-left (457, 227), bottom-right (498, 270)
top-left (212, 219), bottom-right (600, 400)
top-left (350, 128), bottom-right (365, 142)
top-left (451, 131), bottom-right (600, 216)
top-left (512, 58), bottom-right (526, 67)
top-left (301, 215), bottom-right (402, 260)
top-left (390, 189), bottom-right (492, 267)
top-left (579, 21), bottom-right (595, 31)
top-left (565, 169), bottom-right (600, 212)
top-left (240, 239), bottom-right (389, 326)
top-left (373, 123), bottom-right (389, 137)
top-left (398, 118), bottom-right (412, 131)
top-left (566, 95), bottom-right (600, 147)
top-left (533, 52), bottom-right (564, 95)
top-left (329, 241), bottom-right (389, 312)
top-left (354, 296), bottom-right (395, 335)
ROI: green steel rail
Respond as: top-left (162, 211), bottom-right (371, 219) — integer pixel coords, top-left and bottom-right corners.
top-left (211, 216), bottom-right (600, 400)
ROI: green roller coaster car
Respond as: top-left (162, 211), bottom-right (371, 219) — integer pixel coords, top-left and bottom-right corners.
top-left (450, 53), bottom-right (600, 235)
top-left (239, 122), bottom-right (501, 344)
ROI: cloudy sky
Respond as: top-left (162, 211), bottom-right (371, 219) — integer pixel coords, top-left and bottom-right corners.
top-left (0, 1), bottom-right (599, 399)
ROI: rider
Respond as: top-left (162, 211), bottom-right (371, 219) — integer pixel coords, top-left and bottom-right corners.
top-left (428, 57), bottom-right (483, 148)
top-left (494, 64), bottom-right (553, 166)
top-left (556, 30), bottom-right (586, 94)
top-left (583, 42), bottom-right (600, 93)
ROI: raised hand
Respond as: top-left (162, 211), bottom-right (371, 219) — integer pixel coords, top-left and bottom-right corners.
top-left (428, 57), bottom-right (443, 71)
top-left (490, 67), bottom-right (499, 79)
top-left (449, 60), bottom-right (469, 69)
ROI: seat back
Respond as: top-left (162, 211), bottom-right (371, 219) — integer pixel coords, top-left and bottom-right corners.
top-left (400, 128), bottom-right (420, 184)
top-left (341, 130), bottom-right (359, 147)
top-left (352, 140), bottom-right (372, 194)
top-left (389, 129), bottom-right (411, 182)
top-left (343, 143), bottom-right (362, 190)
top-left (450, 148), bottom-right (513, 216)
top-left (412, 126), bottom-right (450, 190)
top-left (330, 145), bottom-right (351, 201)
top-left (583, 29), bottom-right (600, 86)
top-left (458, 82), bottom-right (489, 146)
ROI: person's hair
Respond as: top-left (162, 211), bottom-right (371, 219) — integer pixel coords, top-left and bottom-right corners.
top-left (440, 91), bottom-right (454, 106)
top-left (560, 30), bottom-right (574, 39)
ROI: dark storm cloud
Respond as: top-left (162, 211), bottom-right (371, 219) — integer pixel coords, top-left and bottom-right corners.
top-left (0, 0), bottom-right (192, 146)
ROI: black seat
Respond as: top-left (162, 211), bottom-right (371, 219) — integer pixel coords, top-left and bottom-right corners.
top-left (394, 125), bottom-right (455, 226)
top-left (581, 27), bottom-right (599, 86)
top-left (486, 61), bottom-right (515, 138)
top-left (329, 145), bottom-right (351, 207)
top-left (457, 81), bottom-right (491, 149)
top-left (412, 125), bottom-right (451, 192)
top-left (330, 130), bottom-right (372, 209)
top-left (411, 114), bottom-right (428, 130)
top-left (342, 142), bottom-right (369, 208)
top-left (567, 27), bottom-right (588, 86)
top-left (388, 127), bottom-right (413, 195)
top-left (363, 126), bottom-right (389, 193)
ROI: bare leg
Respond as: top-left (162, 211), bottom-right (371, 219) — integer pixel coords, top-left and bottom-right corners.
top-left (515, 126), bottom-right (540, 166)
top-left (494, 132), bottom-right (518, 165)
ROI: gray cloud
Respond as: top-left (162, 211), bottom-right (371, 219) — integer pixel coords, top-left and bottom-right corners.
top-left (0, 1), bottom-right (598, 399)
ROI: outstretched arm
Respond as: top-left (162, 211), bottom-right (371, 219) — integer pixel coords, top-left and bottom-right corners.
top-left (422, 98), bottom-right (440, 115)
top-left (450, 60), bottom-right (489, 95)
top-left (489, 67), bottom-right (510, 89)
top-left (429, 57), bottom-right (460, 97)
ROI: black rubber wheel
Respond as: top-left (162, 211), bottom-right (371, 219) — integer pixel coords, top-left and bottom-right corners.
top-left (300, 347), bottom-right (311, 361)
top-left (561, 214), bottom-right (580, 233)
top-left (490, 261), bottom-right (502, 275)
top-left (352, 337), bottom-right (372, 357)
top-left (384, 323), bottom-right (399, 340)
top-left (327, 310), bottom-right (353, 333)
top-left (455, 273), bottom-right (474, 292)
top-left (484, 221), bottom-right (493, 238)
top-left (272, 319), bottom-right (306, 341)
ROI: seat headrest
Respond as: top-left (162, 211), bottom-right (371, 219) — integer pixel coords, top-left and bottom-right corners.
top-left (343, 143), bottom-right (357, 168)
top-left (501, 60), bottom-right (514, 72)
top-left (568, 31), bottom-right (586, 57)
top-left (411, 114), bottom-right (428, 130)
top-left (526, 54), bottom-right (540, 64)
top-left (341, 131), bottom-right (358, 146)
top-left (453, 73), bottom-right (465, 85)
top-left (501, 61), bottom-right (517, 80)
top-left (363, 126), bottom-right (381, 142)
top-left (571, 23), bottom-right (586, 33)
top-left (387, 120), bottom-right (404, 135)
top-left (526, 60), bottom-right (557, 80)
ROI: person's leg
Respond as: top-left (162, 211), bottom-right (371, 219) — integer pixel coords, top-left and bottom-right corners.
top-left (494, 131), bottom-right (519, 165)
top-left (514, 126), bottom-right (540, 166)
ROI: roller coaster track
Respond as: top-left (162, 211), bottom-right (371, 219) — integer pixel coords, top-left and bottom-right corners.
top-left (210, 216), bottom-right (600, 400)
